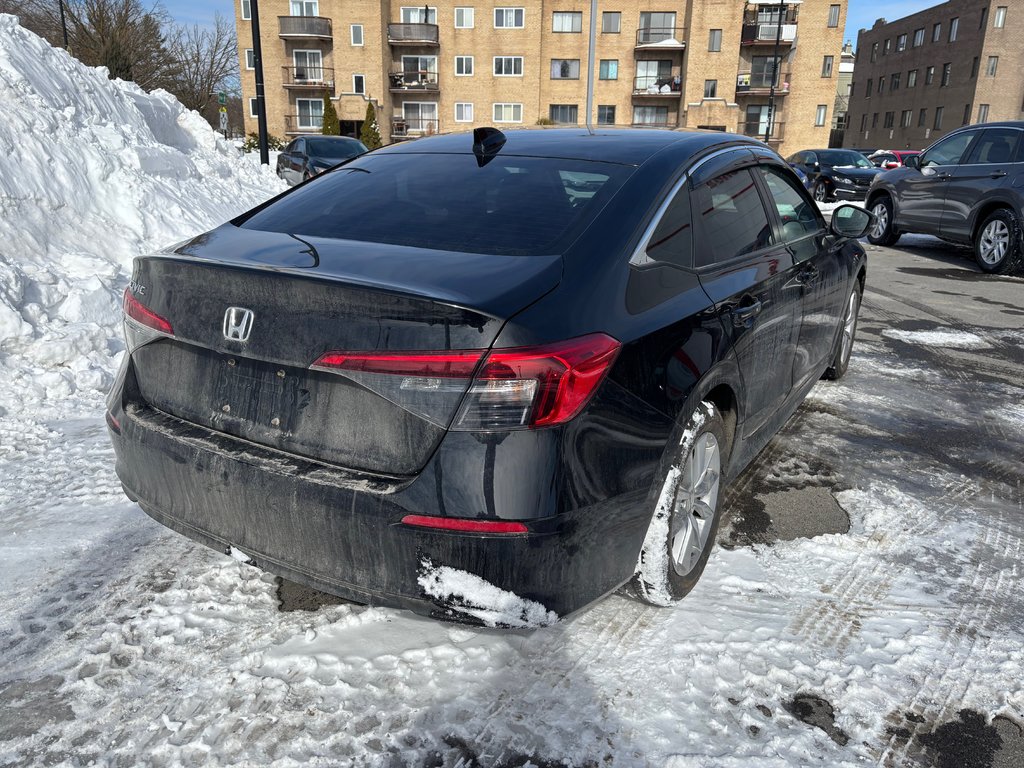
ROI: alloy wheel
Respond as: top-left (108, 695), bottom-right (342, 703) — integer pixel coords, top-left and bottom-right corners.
top-left (669, 433), bottom-right (721, 577)
top-left (839, 290), bottom-right (859, 366)
top-left (979, 219), bottom-right (1009, 265)
top-left (814, 184), bottom-right (828, 202)
top-left (871, 203), bottom-right (889, 239)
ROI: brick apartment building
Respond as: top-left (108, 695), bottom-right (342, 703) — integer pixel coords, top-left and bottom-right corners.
top-left (844, 0), bottom-right (1024, 151)
top-left (235, 0), bottom-right (847, 154)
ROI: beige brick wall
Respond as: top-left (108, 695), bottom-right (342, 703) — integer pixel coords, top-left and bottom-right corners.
top-left (236, 0), bottom-right (845, 154)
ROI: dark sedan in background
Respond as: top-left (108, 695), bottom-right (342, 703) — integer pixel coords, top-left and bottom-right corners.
top-left (788, 148), bottom-right (884, 202)
top-left (276, 135), bottom-right (367, 185)
top-left (108, 128), bottom-right (871, 624)
top-left (867, 121), bottom-right (1024, 274)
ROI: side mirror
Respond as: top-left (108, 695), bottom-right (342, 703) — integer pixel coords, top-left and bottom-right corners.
top-left (904, 155), bottom-right (920, 170)
top-left (829, 204), bottom-right (874, 239)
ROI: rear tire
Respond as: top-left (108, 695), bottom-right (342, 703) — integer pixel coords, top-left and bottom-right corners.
top-left (632, 402), bottom-right (727, 606)
top-left (822, 284), bottom-right (862, 381)
top-left (867, 195), bottom-right (900, 246)
top-left (974, 208), bottom-right (1023, 275)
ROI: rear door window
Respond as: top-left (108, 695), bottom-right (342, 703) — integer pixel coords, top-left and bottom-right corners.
top-left (692, 169), bottom-right (773, 267)
top-left (921, 131), bottom-right (976, 167)
top-left (963, 128), bottom-right (1021, 164)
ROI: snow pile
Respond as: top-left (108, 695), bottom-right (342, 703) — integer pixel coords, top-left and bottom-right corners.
top-left (417, 558), bottom-right (559, 627)
top-left (882, 328), bottom-right (992, 349)
top-left (0, 14), bottom-right (284, 410)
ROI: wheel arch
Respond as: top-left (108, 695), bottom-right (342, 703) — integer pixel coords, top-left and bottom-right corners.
top-left (970, 199), bottom-right (1017, 243)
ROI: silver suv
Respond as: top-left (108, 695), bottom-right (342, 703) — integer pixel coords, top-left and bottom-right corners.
top-left (865, 121), bottom-right (1024, 275)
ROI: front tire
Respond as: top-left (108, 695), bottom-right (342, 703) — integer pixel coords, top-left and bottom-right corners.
top-left (813, 181), bottom-right (832, 203)
top-left (632, 402), bottom-right (727, 606)
top-left (974, 209), bottom-right (1023, 275)
top-left (823, 284), bottom-right (862, 381)
top-left (867, 195), bottom-right (900, 246)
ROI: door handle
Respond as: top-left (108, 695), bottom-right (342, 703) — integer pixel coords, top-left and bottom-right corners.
top-left (798, 263), bottom-right (819, 284)
top-left (990, 171), bottom-right (1007, 179)
top-left (730, 299), bottom-right (763, 327)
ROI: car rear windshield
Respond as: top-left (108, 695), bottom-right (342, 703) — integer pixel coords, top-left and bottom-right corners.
top-left (307, 138), bottom-right (367, 158)
top-left (239, 152), bottom-right (632, 256)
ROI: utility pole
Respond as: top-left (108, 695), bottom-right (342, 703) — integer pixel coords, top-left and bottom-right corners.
top-left (585, 0), bottom-right (597, 133)
top-left (250, 0), bottom-right (270, 165)
top-left (765, 4), bottom-right (784, 144)
top-left (57, 0), bottom-right (69, 49)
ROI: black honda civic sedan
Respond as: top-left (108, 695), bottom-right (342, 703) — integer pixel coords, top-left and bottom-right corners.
top-left (107, 128), bottom-right (871, 625)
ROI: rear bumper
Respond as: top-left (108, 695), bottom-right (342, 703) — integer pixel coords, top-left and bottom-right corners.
top-left (108, 398), bottom-right (653, 623)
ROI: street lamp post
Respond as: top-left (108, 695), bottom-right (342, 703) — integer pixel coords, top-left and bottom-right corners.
top-left (58, 0), bottom-right (69, 49)
top-left (249, 0), bottom-right (270, 165)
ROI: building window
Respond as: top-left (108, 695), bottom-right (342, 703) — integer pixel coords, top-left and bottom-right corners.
top-left (455, 7), bottom-right (474, 28)
top-left (865, 78), bottom-right (872, 97)
top-left (454, 102), bottom-right (473, 122)
top-left (891, 72), bottom-right (900, 90)
top-left (872, 112), bottom-right (879, 128)
top-left (295, 97), bottom-right (323, 129)
top-left (245, 49), bottom-right (254, 69)
top-left (883, 38), bottom-right (891, 54)
top-left (978, 104), bottom-right (990, 123)
top-left (602, 11), bottom-right (620, 33)
top-left (932, 22), bottom-right (942, 42)
top-left (550, 59), bottom-right (580, 79)
top-left (350, 24), bottom-right (363, 45)
top-left (980, 7), bottom-right (988, 28)
top-left (941, 62), bottom-right (951, 86)
top-left (293, 49), bottom-right (323, 81)
top-left (878, 77), bottom-right (884, 94)
top-left (455, 55), bottom-right (474, 75)
top-left (248, 97), bottom-right (257, 118)
top-left (913, 27), bottom-right (924, 46)
top-left (828, 4), bottom-right (840, 27)
top-left (291, 0), bottom-right (318, 15)
top-left (949, 17), bottom-right (959, 41)
top-left (815, 105), bottom-right (827, 126)
top-left (552, 12), bottom-right (582, 32)
top-left (241, 0), bottom-right (251, 20)
top-left (987, 56), bottom-right (999, 76)
top-left (925, 65), bottom-right (935, 85)
top-left (633, 105), bottom-right (669, 126)
top-left (708, 29), bottom-right (722, 51)
top-left (934, 106), bottom-right (944, 130)
top-left (400, 54), bottom-right (437, 82)
top-left (598, 59), bottom-right (618, 80)
top-left (549, 104), bottom-right (578, 124)
top-left (896, 33), bottom-right (907, 51)
top-left (883, 111), bottom-right (894, 129)
top-left (822, 56), bottom-right (833, 77)
top-left (995, 6), bottom-right (1007, 28)
top-left (494, 7), bottom-right (524, 28)
top-left (402, 102), bottom-right (438, 132)
top-left (860, 113), bottom-right (867, 131)
top-left (908, 69), bottom-right (917, 87)
top-left (704, 79), bottom-right (717, 98)
top-left (962, 103), bottom-right (972, 125)
top-left (901, 109), bottom-right (913, 127)
top-left (494, 56), bottom-right (524, 76)
top-left (401, 6), bottom-right (436, 23)
top-left (492, 102), bottom-right (522, 122)
top-left (971, 57), bottom-right (979, 78)
top-left (870, 42), bottom-right (878, 62)
top-left (597, 105), bottom-right (615, 124)
top-left (352, 74), bottom-right (364, 94)
top-left (918, 108), bottom-right (927, 126)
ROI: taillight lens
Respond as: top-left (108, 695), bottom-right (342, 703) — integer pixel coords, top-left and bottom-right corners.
top-left (311, 333), bottom-right (620, 431)
top-left (123, 288), bottom-right (173, 335)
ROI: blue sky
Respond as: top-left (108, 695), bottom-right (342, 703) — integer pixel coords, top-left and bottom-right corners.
top-left (164, 0), bottom-right (939, 49)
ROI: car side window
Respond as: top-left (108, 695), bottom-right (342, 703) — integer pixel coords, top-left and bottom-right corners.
top-left (294, 139), bottom-right (305, 155)
top-left (805, 151), bottom-right (818, 165)
top-left (788, 152), bottom-right (803, 164)
top-left (283, 140), bottom-right (296, 153)
top-left (757, 165), bottom-right (824, 243)
top-left (645, 184), bottom-right (693, 268)
top-left (920, 132), bottom-right (975, 167)
top-left (963, 128), bottom-right (1021, 165)
top-left (693, 168), bottom-right (773, 267)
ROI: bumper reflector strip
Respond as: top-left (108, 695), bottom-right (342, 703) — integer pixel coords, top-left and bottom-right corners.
top-left (401, 514), bottom-right (528, 534)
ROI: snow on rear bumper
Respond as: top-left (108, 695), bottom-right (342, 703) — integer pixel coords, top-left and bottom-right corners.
top-left (108, 400), bottom-right (652, 623)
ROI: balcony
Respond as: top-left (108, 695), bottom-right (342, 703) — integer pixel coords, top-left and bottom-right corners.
top-left (391, 116), bottom-right (439, 138)
top-left (741, 22), bottom-right (797, 44)
top-left (284, 114), bottom-right (323, 134)
top-left (388, 70), bottom-right (440, 93)
top-left (387, 23), bottom-right (439, 45)
top-left (736, 72), bottom-right (790, 95)
top-left (738, 121), bottom-right (785, 142)
top-left (635, 27), bottom-right (686, 49)
top-left (282, 66), bottom-right (335, 92)
top-left (633, 75), bottom-right (683, 97)
top-left (278, 16), bottom-right (332, 39)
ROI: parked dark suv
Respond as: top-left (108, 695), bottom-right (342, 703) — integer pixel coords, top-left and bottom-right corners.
top-left (867, 122), bottom-right (1024, 274)
top-left (108, 128), bottom-right (871, 625)
top-left (787, 149), bottom-right (883, 202)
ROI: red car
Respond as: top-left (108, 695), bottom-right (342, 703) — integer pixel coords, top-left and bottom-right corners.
top-left (868, 150), bottom-right (920, 169)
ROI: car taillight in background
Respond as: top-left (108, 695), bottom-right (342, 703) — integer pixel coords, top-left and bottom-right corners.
top-left (312, 333), bottom-right (621, 431)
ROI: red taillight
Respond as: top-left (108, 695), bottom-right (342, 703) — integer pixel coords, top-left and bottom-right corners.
top-left (123, 288), bottom-right (173, 335)
top-left (401, 514), bottom-right (529, 534)
top-left (312, 333), bottom-right (620, 430)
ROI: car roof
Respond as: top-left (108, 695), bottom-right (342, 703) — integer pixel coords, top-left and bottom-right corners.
top-left (374, 127), bottom-right (764, 166)
top-left (306, 136), bottom-right (364, 142)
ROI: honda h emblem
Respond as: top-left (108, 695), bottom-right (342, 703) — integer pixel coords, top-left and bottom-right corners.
top-left (223, 307), bottom-right (255, 342)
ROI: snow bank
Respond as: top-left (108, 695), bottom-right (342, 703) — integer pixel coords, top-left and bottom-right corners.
top-left (0, 14), bottom-right (284, 410)
top-left (882, 328), bottom-right (992, 349)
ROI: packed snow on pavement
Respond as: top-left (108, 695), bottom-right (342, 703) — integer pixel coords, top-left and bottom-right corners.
top-left (2, 16), bottom-right (1024, 767)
